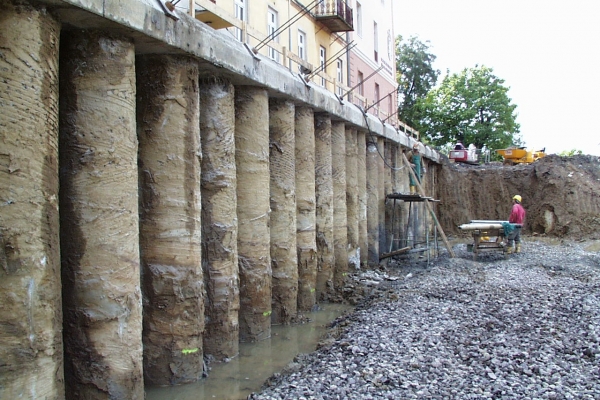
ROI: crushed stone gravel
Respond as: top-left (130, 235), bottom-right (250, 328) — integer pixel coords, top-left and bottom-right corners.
top-left (249, 239), bottom-right (600, 400)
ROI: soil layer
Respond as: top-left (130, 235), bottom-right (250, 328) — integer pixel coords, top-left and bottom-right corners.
top-left (437, 155), bottom-right (600, 240)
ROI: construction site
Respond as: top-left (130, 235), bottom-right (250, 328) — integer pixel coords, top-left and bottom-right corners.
top-left (1, 0), bottom-right (600, 399)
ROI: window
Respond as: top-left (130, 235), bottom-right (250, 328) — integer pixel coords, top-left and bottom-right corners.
top-left (373, 21), bottom-right (378, 62)
top-left (357, 71), bottom-right (364, 96)
top-left (268, 7), bottom-right (279, 62)
top-left (374, 83), bottom-right (380, 116)
top-left (319, 46), bottom-right (326, 87)
top-left (234, 0), bottom-right (246, 42)
top-left (357, 70), bottom-right (364, 106)
top-left (356, 2), bottom-right (362, 37)
top-left (298, 29), bottom-right (306, 61)
top-left (387, 30), bottom-right (392, 60)
top-left (336, 58), bottom-right (343, 96)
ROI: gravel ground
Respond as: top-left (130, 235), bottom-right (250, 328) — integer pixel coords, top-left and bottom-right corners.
top-left (250, 239), bottom-right (600, 400)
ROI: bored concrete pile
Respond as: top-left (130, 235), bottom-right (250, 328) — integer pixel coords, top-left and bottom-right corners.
top-left (269, 99), bottom-right (299, 324)
top-left (0, 3), bottom-right (64, 399)
top-left (235, 87), bottom-right (272, 343)
top-left (59, 30), bottom-right (144, 398)
top-left (295, 106), bottom-right (318, 312)
top-left (137, 54), bottom-right (204, 386)
top-left (199, 79), bottom-right (240, 362)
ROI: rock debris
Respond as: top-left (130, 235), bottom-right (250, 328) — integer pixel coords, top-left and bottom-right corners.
top-left (250, 240), bottom-right (600, 400)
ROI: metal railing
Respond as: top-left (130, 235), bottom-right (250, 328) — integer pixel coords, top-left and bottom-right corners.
top-left (315, 0), bottom-right (353, 28)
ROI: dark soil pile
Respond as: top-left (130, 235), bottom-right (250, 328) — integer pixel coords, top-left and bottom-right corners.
top-left (436, 154), bottom-right (600, 240)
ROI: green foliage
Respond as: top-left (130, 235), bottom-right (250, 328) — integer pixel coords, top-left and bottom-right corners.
top-left (396, 35), bottom-right (440, 128)
top-left (395, 36), bottom-right (521, 152)
top-left (414, 66), bottom-right (522, 150)
top-left (558, 149), bottom-right (583, 156)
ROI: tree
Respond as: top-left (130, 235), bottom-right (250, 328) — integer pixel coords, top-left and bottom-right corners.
top-left (396, 35), bottom-right (440, 128)
top-left (415, 66), bottom-right (521, 150)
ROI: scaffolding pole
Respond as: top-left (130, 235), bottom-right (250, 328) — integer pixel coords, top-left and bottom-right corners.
top-left (401, 152), bottom-right (456, 258)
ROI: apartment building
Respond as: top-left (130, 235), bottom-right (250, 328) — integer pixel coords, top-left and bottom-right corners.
top-left (176, 0), bottom-right (397, 126)
top-left (347, 0), bottom-right (398, 125)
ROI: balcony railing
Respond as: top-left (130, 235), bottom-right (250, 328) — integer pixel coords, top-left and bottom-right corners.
top-left (314, 0), bottom-right (354, 32)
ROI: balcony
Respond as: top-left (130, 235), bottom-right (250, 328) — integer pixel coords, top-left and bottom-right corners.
top-left (314, 0), bottom-right (354, 32)
top-left (192, 0), bottom-right (236, 30)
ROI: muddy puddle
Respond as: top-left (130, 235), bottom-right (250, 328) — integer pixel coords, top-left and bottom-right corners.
top-left (145, 303), bottom-right (353, 400)
top-left (583, 240), bottom-right (600, 253)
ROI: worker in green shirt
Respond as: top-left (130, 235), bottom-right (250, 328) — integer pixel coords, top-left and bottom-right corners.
top-left (407, 143), bottom-right (422, 194)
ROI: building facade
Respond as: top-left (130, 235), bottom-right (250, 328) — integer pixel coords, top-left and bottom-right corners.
top-left (347, 0), bottom-right (398, 125)
top-left (180, 0), bottom-right (399, 127)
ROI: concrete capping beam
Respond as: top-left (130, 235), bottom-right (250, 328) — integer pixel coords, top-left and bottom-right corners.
top-left (42, 0), bottom-right (440, 162)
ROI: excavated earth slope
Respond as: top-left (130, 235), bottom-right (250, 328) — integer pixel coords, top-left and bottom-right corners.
top-left (436, 154), bottom-right (600, 240)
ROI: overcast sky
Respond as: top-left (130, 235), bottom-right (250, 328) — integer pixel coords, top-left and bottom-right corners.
top-left (393, 0), bottom-right (600, 156)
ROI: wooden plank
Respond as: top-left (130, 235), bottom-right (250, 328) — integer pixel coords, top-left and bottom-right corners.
top-left (287, 52), bottom-right (313, 72)
top-left (193, 0), bottom-right (241, 29)
top-left (379, 246), bottom-right (411, 260)
top-left (189, 0), bottom-right (195, 17)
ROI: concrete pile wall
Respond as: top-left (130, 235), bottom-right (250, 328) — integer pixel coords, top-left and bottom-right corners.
top-left (0, 0), bottom-right (442, 396)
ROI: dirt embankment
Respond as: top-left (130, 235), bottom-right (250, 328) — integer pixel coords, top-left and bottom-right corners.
top-left (436, 154), bottom-right (600, 240)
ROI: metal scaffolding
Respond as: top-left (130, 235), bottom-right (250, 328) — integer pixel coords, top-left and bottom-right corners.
top-left (382, 193), bottom-right (441, 264)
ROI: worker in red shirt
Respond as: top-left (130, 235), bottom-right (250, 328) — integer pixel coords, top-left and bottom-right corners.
top-left (507, 194), bottom-right (526, 254)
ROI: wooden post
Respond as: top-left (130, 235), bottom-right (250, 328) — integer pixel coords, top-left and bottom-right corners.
top-left (282, 46), bottom-right (288, 67)
top-left (189, 0), bottom-right (195, 17)
top-left (401, 152), bottom-right (456, 258)
top-left (379, 247), bottom-right (411, 260)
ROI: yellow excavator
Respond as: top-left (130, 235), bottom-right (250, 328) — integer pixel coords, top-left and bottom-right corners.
top-left (496, 147), bottom-right (546, 165)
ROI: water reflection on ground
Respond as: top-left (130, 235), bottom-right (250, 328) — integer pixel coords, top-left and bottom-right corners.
top-left (145, 303), bottom-right (353, 400)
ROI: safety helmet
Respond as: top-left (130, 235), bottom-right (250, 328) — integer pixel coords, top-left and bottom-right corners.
top-left (412, 143), bottom-right (419, 150)
top-left (512, 195), bottom-right (522, 203)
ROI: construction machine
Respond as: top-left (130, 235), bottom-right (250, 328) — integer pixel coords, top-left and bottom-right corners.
top-left (449, 148), bottom-right (478, 164)
top-left (449, 144), bottom-right (479, 165)
top-left (496, 147), bottom-right (546, 165)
